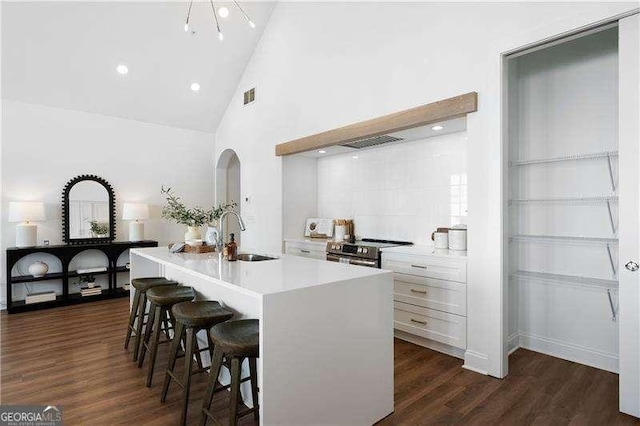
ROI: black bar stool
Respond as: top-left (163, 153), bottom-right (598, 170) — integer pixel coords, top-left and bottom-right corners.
top-left (124, 277), bottom-right (178, 362)
top-left (200, 319), bottom-right (259, 426)
top-left (161, 301), bottom-right (234, 426)
top-left (138, 285), bottom-right (196, 387)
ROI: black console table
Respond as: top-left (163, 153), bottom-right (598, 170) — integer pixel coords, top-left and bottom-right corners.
top-left (6, 240), bottom-right (158, 314)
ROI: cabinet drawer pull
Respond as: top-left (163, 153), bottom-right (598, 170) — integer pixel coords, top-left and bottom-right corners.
top-left (410, 288), bottom-right (427, 294)
top-left (300, 250), bottom-right (311, 254)
top-left (411, 264), bottom-right (428, 269)
top-left (410, 318), bottom-right (427, 325)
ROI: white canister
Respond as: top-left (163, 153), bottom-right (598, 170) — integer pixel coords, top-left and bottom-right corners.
top-left (334, 225), bottom-right (346, 242)
top-left (28, 261), bottom-right (49, 277)
top-left (448, 225), bottom-right (467, 251)
top-left (434, 232), bottom-right (449, 249)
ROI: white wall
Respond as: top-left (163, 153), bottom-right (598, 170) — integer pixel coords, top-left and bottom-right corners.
top-left (282, 155), bottom-right (318, 242)
top-left (214, 2), bottom-right (638, 377)
top-left (316, 132), bottom-right (467, 244)
top-left (1, 101), bottom-right (215, 303)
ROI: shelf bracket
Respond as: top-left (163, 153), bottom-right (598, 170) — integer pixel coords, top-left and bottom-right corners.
top-left (605, 201), bottom-right (616, 235)
top-left (606, 244), bottom-right (617, 278)
top-left (607, 289), bottom-right (618, 322)
top-left (606, 154), bottom-right (616, 192)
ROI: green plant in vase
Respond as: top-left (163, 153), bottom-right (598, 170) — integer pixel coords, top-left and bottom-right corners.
top-left (161, 186), bottom-right (236, 243)
top-left (89, 220), bottom-right (109, 238)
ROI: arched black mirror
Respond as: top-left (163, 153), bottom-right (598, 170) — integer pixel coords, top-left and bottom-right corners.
top-left (62, 175), bottom-right (116, 244)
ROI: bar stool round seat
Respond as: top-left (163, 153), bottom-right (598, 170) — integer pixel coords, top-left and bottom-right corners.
top-left (138, 285), bottom-right (197, 387)
top-left (124, 277), bottom-right (178, 362)
top-left (200, 319), bottom-right (260, 426)
top-left (162, 301), bottom-right (235, 426)
top-left (172, 301), bottom-right (235, 328)
top-left (147, 285), bottom-right (196, 306)
top-left (132, 277), bottom-right (179, 292)
top-left (209, 319), bottom-right (259, 358)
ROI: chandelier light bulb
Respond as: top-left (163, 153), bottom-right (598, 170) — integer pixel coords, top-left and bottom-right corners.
top-left (116, 64), bottom-right (129, 75)
top-left (218, 7), bottom-right (229, 18)
top-left (184, 23), bottom-right (189, 32)
top-left (249, 20), bottom-right (256, 28)
top-left (218, 31), bottom-right (224, 41)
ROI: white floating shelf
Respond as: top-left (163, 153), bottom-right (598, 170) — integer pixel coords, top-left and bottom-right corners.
top-left (510, 150), bottom-right (619, 166)
top-left (510, 234), bottom-right (618, 245)
top-left (509, 196), bottom-right (618, 204)
top-left (511, 270), bottom-right (618, 290)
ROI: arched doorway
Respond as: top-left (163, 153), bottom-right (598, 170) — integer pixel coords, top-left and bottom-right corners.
top-left (216, 149), bottom-right (241, 246)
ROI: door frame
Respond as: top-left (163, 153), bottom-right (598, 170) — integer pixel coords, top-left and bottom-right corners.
top-left (499, 11), bottom-right (639, 411)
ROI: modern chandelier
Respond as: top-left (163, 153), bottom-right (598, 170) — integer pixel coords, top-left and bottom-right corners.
top-left (184, 1), bottom-right (255, 41)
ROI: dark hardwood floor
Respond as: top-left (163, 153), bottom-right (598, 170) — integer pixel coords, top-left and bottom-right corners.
top-left (1, 298), bottom-right (638, 425)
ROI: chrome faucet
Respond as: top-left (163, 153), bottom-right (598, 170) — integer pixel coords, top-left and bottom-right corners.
top-left (216, 211), bottom-right (246, 253)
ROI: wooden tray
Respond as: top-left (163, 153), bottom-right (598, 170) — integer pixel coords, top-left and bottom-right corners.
top-left (168, 243), bottom-right (216, 254)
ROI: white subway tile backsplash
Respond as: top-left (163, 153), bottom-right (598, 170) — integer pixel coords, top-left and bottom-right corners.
top-left (317, 132), bottom-right (468, 244)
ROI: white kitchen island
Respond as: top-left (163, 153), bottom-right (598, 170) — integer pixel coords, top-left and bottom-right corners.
top-left (130, 247), bottom-right (394, 426)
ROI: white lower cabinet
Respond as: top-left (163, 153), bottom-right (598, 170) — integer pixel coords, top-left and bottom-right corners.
top-left (284, 240), bottom-right (327, 260)
top-left (394, 301), bottom-right (467, 349)
top-left (383, 250), bottom-right (467, 356)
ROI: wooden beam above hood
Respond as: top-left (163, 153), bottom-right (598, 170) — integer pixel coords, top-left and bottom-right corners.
top-left (275, 92), bottom-right (477, 156)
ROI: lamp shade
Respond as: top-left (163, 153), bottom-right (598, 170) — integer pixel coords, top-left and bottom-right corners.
top-left (123, 203), bottom-right (149, 220)
top-left (8, 202), bottom-right (46, 222)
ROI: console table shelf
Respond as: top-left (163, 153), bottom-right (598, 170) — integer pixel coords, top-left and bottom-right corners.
top-left (6, 240), bottom-right (158, 314)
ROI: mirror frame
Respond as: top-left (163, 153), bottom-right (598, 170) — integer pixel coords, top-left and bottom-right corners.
top-left (62, 174), bottom-right (116, 244)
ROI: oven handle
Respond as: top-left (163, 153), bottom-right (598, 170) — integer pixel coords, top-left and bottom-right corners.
top-left (326, 253), bottom-right (378, 268)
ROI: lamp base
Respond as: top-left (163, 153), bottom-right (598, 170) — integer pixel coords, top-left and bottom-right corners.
top-left (129, 221), bottom-right (144, 242)
top-left (16, 223), bottom-right (37, 247)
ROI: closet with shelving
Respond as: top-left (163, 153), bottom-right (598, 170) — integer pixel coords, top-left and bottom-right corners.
top-left (506, 26), bottom-right (620, 372)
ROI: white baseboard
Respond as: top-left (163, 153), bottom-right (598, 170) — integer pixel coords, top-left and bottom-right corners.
top-left (508, 332), bottom-right (520, 355)
top-left (517, 332), bottom-right (618, 373)
top-left (463, 350), bottom-right (489, 375)
top-left (394, 329), bottom-right (466, 360)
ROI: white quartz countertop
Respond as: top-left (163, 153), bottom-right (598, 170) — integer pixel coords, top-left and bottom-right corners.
top-left (380, 244), bottom-right (467, 259)
top-left (283, 237), bottom-right (330, 247)
top-left (131, 247), bottom-right (389, 297)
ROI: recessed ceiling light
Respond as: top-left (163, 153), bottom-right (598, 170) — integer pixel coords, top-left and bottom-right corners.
top-left (116, 64), bottom-right (129, 75)
top-left (432, 125), bottom-right (444, 131)
top-left (218, 6), bottom-right (229, 18)
top-left (190, 82), bottom-right (201, 92)
top-left (352, 156), bottom-right (359, 159)
top-left (318, 150), bottom-right (326, 154)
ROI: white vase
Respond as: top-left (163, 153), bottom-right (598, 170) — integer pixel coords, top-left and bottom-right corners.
top-left (28, 261), bottom-right (49, 277)
top-left (185, 226), bottom-right (202, 242)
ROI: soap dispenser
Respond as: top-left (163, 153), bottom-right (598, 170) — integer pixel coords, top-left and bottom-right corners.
top-left (227, 233), bottom-right (238, 261)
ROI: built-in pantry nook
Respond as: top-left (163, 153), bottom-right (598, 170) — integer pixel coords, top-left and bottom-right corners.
top-left (506, 26), bottom-right (620, 372)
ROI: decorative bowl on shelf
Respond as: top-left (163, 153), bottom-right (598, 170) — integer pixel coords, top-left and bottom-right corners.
top-left (28, 261), bottom-right (49, 277)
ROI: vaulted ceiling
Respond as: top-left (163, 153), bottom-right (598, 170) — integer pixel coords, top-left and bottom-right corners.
top-left (2, 1), bottom-right (276, 132)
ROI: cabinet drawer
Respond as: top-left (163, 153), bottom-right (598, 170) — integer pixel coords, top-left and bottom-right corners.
top-left (285, 246), bottom-right (326, 260)
top-left (394, 274), bottom-right (466, 316)
top-left (383, 254), bottom-right (466, 283)
top-left (393, 301), bottom-right (466, 349)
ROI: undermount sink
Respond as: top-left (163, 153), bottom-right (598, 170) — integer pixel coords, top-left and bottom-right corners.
top-left (237, 253), bottom-right (276, 262)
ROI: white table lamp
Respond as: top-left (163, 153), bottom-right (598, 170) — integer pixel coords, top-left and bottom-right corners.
top-left (9, 202), bottom-right (46, 247)
top-left (123, 203), bottom-right (149, 242)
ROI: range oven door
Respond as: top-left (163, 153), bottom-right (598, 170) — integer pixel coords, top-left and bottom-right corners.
top-left (326, 253), bottom-right (378, 268)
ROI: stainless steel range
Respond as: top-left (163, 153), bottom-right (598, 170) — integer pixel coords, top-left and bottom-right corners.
top-left (326, 238), bottom-right (413, 268)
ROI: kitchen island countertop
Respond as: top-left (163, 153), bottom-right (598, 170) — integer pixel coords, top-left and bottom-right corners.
top-left (130, 247), bottom-right (394, 426)
top-left (132, 246), bottom-right (386, 297)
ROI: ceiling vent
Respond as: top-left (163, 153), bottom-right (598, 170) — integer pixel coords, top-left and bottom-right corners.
top-left (341, 134), bottom-right (404, 149)
top-left (243, 87), bottom-right (255, 105)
